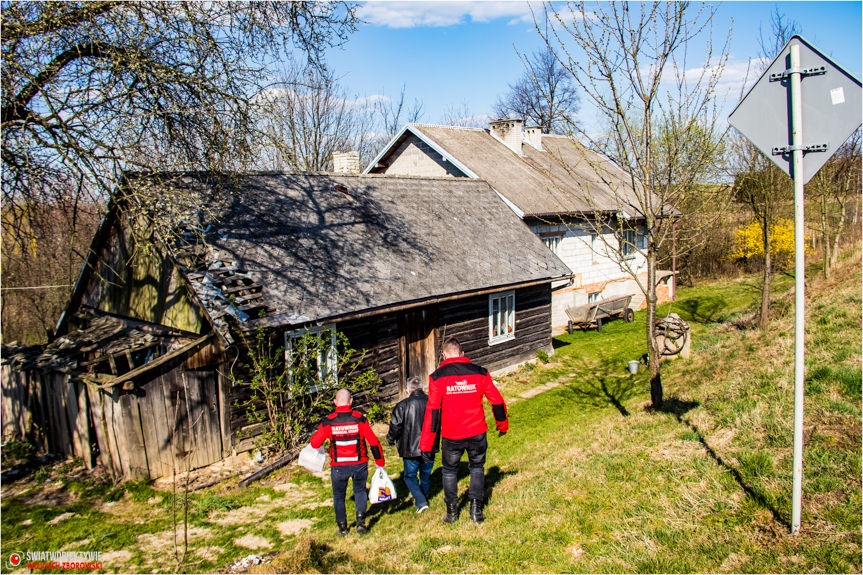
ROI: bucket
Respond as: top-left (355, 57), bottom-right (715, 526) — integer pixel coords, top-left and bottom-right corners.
top-left (298, 444), bottom-right (326, 473)
top-left (627, 360), bottom-right (640, 374)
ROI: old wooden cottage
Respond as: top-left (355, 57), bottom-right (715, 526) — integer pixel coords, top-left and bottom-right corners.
top-left (2, 172), bottom-right (570, 480)
top-left (365, 121), bottom-right (677, 332)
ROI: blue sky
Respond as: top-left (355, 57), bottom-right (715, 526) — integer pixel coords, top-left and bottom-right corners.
top-left (325, 1), bottom-right (862, 135)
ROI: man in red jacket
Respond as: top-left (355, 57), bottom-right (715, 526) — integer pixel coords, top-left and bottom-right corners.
top-left (420, 337), bottom-right (508, 524)
top-left (311, 388), bottom-right (385, 535)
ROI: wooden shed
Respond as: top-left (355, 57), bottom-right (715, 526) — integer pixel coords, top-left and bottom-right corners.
top-left (2, 172), bottom-right (570, 480)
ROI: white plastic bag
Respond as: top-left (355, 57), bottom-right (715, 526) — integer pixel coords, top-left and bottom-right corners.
top-left (368, 466), bottom-right (397, 504)
top-left (297, 444), bottom-right (326, 473)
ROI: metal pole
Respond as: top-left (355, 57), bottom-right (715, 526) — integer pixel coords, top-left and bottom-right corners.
top-left (790, 42), bottom-right (806, 535)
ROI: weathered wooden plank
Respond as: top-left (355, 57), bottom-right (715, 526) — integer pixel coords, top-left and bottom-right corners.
top-left (0, 366), bottom-right (29, 441)
top-left (63, 375), bottom-right (86, 462)
top-left (49, 373), bottom-right (71, 457)
top-left (217, 371), bottom-right (232, 456)
top-left (182, 371), bottom-right (210, 470)
top-left (119, 391), bottom-right (150, 479)
top-left (72, 380), bottom-right (95, 468)
top-left (86, 385), bottom-right (118, 478)
top-left (158, 374), bottom-right (180, 477)
top-left (26, 371), bottom-right (49, 451)
top-left (165, 370), bottom-right (193, 473)
top-left (104, 388), bottom-right (131, 479)
top-left (137, 379), bottom-right (170, 479)
top-left (199, 372), bottom-right (222, 465)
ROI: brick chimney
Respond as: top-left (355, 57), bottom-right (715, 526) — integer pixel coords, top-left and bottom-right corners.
top-left (332, 150), bottom-right (360, 174)
top-left (489, 119), bottom-right (524, 155)
top-left (524, 126), bottom-right (543, 151)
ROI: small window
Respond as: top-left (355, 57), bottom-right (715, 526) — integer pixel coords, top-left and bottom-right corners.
top-left (588, 291), bottom-right (602, 304)
top-left (542, 235), bottom-right (562, 256)
top-left (489, 291), bottom-right (515, 345)
top-left (285, 324), bottom-right (337, 393)
top-left (590, 233), bottom-right (598, 263)
top-left (621, 228), bottom-right (638, 257)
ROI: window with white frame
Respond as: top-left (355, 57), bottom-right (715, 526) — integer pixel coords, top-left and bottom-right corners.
top-left (542, 235), bottom-right (562, 256)
top-left (590, 232), bottom-right (598, 263)
top-left (588, 291), bottom-right (602, 304)
top-left (488, 291), bottom-right (515, 345)
top-left (285, 324), bottom-right (337, 393)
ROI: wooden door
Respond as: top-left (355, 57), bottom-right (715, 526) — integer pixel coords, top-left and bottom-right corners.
top-left (401, 307), bottom-right (438, 397)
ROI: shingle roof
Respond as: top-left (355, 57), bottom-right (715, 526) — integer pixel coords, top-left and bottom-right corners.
top-left (376, 124), bottom-right (646, 217)
top-left (131, 173), bottom-right (571, 333)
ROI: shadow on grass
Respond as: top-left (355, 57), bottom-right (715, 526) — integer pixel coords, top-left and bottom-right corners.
top-left (364, 464), bottom-right (513, 528)
top-left (676, 295), bottom-right (728, 323)
top-left (559, 358), bottom-right (643, 416)
top-left (658, 397), bottom-right (790, 530)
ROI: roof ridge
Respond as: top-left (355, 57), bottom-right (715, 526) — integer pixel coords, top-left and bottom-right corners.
top-left (412, 123), bottom-right (487, 132)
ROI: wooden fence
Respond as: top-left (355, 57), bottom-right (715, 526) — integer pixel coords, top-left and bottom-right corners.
top-left (1, 363), bottom-right (228, 481)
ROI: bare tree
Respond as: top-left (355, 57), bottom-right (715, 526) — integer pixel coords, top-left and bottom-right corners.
top-left (364, 84), bottom-right (424, 166)
top-left (255, 67), bottom-right (373, 172)
top-left (374, 84), bottom-right (424, 137)
top-left (728, 136), bottom-right (793, 329)
top-left (440, 101), bottom-right (489, 128)
top-left (810, 129), bottom-right (862, 278)
top-left (494, 47), bottom-right (579, 133)
top-left (1, 1), bottom-right (357, 343)
top-left (541, 1), bottom-right (730, 408)
top-left (726, 8), bottom-right (799, 327)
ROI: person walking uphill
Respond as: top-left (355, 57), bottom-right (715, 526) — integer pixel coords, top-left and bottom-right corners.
top-left (387, 376), bottom-right (436, 513)
top-left (420, 337), bottom-right (508, 524)
top-left (310, 388), bottom-right (385, 536)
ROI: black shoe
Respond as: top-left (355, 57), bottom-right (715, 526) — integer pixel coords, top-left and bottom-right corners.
top-left (337, 521), bottom-right (349, 536)
top-left (469, 499), bottom-right (485, 524)
top-left (442, 502), bottom-right (459, 524)
top-left (356, 513), bottom-right (368, 534)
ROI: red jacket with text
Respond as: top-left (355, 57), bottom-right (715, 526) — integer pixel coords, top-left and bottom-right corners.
top-left (310, 405), bottom-right (385, 467)
top-left (419, 356), bottom-right (509, 452)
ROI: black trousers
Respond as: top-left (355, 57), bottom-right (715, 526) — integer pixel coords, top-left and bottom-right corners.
top-left (441, 433), bottom-right (487, 505)
top-left (330, 462), bottom-right (368, 524)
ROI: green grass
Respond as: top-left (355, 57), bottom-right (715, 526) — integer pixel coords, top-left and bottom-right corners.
top-left (2, 247), bottom-right (860, 573)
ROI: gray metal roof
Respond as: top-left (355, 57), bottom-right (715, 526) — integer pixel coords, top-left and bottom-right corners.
top-left (370, 124), bottom-right (646, 217)
top-left (135, 173), bottom-right (571, 331)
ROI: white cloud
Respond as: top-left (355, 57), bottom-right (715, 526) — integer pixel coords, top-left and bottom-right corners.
top-left (359, 1), bottom-right (536, 29)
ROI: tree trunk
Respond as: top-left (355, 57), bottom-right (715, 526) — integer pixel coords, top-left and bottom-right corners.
top-left (820, 186), bottom-right (831, 279)
top-left (759, 219), bottom-right (771, 330)
top-left (646, 249), bottom-right (663, 408)
top-left (830, 193), bottom-right (848, 267)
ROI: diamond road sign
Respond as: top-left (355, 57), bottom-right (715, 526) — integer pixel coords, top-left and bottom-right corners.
top-left (729, 35), bottom-right (862, 184)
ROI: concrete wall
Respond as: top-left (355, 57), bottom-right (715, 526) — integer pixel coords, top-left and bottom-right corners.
top-left (531, 219), bottom-right (656, 332)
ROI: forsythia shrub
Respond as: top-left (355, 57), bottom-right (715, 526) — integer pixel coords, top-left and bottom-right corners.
top-left (731, 218), bottom-right (808, 269)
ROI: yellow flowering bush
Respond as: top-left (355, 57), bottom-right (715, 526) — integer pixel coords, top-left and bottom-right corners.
top-left (731, 218), bottom-right (807, 270)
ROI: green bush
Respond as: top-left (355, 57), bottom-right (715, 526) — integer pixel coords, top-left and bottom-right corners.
top-left (536, 349), bottom-right (550, 363)
top-left (367, 403), bottom-right (387, 424)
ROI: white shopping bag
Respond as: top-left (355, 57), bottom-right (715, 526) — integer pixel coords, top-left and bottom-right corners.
top-left (368, 466), bottom-right (397, 504)
top-left (297, 444), bottom-right (326, 473)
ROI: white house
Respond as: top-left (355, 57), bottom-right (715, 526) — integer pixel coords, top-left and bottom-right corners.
top-left (365, 120), bottom-right (676, 333)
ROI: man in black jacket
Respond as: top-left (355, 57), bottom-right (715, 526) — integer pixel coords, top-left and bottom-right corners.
top-left (387, 376), bottom-right (435, 513)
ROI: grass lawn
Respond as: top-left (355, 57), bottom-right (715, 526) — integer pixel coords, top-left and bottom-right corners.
top-left (1, 248), bottom-right (860, 573)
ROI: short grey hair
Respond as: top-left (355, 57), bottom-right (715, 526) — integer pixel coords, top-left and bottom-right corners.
top-left (406, 376), bottom-right (422, 392)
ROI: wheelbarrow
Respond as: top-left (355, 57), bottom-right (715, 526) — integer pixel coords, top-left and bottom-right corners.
top-left (565, 294), bottom-right (635, 333)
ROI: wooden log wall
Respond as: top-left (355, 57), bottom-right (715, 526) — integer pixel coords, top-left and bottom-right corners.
top-left (338, 312), bottom-right (401, 402)
top-left (437, 284), bottom-right (553, 373)
top-left (228, 313), bottom-right (402, 451)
